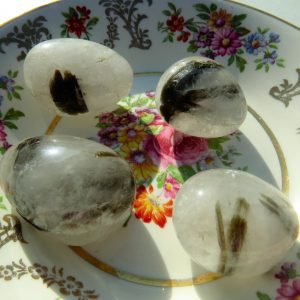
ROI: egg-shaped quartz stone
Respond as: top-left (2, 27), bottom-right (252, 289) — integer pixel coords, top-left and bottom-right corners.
top-left (0, 135), bottom-right (135, 246)
top-left (156, 56), bottom-right (247, 138)
top-left (173, 169), bottom-right (299, 277)
top-left (23, 38), bottom-right (133, 117)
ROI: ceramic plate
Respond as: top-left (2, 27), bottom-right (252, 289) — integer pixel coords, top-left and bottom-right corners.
top-left (0, 0), bottom-right (300, 299)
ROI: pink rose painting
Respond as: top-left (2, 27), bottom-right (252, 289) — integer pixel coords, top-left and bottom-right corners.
top-left (96, 92), bottom-right (243, 228)
top-left (276, 279), bottom-right (300, 300)
top-left (144, 125), bottom-right (208, 168)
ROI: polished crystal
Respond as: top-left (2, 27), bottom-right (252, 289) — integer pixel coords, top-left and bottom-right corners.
top-left (0, 135), bottom-right (135, 246)
top-left (156, 56), bottom-right (247, 138)
top-left (173, 169), bottom-right (299, 277)
top-left (23, 38), bottom-right (133, 116)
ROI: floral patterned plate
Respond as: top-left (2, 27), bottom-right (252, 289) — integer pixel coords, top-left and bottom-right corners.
top-left (0, 0), bottom-right (300, 299)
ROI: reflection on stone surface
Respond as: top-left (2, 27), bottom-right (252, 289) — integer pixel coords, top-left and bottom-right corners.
top-left (23, 38), bottom-right (133, 117)
top-left (0, 135), bottom-right (135, 246)
top-left (156, 56), bottom-right (247, 138)
top-left (173, 169), bottom-right (299, 277)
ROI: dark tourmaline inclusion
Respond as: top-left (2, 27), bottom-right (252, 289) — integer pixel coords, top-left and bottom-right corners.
top-left (95, 151), bottom-right (118, 158)
top-left (14, 136), bottom-right (42, 169)
top-left (10, 137), bottom-right (44, 230)
top-left (259, 194), bottom-right (299, 238)
top-left (160, 60), bottom-right (223, 122)
top-left (49, 70), bottom-right (88, 115)
top-left (215, 197), bottom-right (249, 275)
top-left (215, 202), bottom-right (228, 274)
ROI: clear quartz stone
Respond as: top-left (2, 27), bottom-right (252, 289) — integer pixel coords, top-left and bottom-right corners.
top-left (23, 38), bottom-right (133, 117)
top-left (0, 135), bottom-right (135, 246)
top-left (156, 56), bottom-right (247, 138)
top-left (173, 169), bottom-right (299, 277)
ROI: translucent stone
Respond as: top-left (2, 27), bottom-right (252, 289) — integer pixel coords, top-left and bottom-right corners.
top-left (173, 169), bottom-right (299, 277)
top-left (23, 38), bottom-right (133, 117)
top-left (0, 135), bottom-right (135, 246)
top-left (155, 56), bottom-right (247, 138)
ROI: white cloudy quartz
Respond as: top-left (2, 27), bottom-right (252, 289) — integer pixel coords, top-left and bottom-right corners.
top-left (0, 135), bottom-right (135, 246)
top-left (156, 56), bottom-right (247, 138)
top-left (23, 38), bottom-right (133, 116)
top-left (173, 169), bottom-right (299, 277)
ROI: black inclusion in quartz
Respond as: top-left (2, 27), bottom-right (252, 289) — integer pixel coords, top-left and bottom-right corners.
top-left (14, 136), bottom-right (42, 169)
top-left (160, 61), bottom-right (223, 122)
top-left (49, 70), bottom-right (88, 115)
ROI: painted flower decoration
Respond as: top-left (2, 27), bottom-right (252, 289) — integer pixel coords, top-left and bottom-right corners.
top-left (275, 263), bottom-right (298, 283)
top-left (211, 28), bottom-right (242, 56)
top-left (0, 121), bottom-right (11, 150)
top-left (177, 31), bottom-right (191, 42)
top-left (28, 263), bottom-right (48, 280)
top-left (145, 91), bottom-right (156, 98)
top-left (244, 32), bottom-right (267, 55)
top-left (198, 153), bottom-right (218, 170)
top-left (134, 185), bottom-right (173, 228)
top-left (95, 93), bottom-right (246, 229)
top-left (201, 48), bottom-right (217, 59)
top-left (263, 50), bottom-right (278, 65)
top-left (269, 32), bottom-right (280, 43)
top-left (158, 2), bottom-right (284, 73)
top-left (98, 126), bottom-right (119, 147)
top-left (116, 0), bottom-right (131, 15)
top-left (0, 265), bottom-right (16, 281)
top-left (158, 3), bottom-right (197, 44)
top-left (59, 276), bottom-right (84, 296)
top-left (250, 28), bottom-right (284, 71)
top-left (135, 108), bottom-right (166, 126)
top-left (144, 125), bottom-right (208, 168)
top-left (207, 9), bottom-right (232, 31)
top-left (98, 112), bottom-right (116, 126)
top-left (193, 26), bottom-right (214, 48)
top-left (118, 123), bottom-right (147, 149)
top-left (0, 76), bottom-right (15, 93)
top-left (166, 15), bottom-right (185, 32)
top-left (0, 70), bottom-right (23, 100)
top-left (120, 146), bottom-right (158, 182)
top-left (66, 17), bottom-right (86, 38)
top-left (276, 278), bottom-right (300, 300)
top-left (113, 112), bottom-right (138, 127)
top-left (0, 70), bottom-right (25, 154)
top-left (76, 6), bottom-right (91, 18)
top-left (61, 6), bottom-right (99, 39)
top-left (163, 175), bottom-right (180, 199)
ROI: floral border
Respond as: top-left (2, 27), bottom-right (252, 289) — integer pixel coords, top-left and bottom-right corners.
top-left (0, 212), bottom-right (100, 299)
top-left (60, 5), bottom-right (99, 39)
top-left (158, 2), bottom-right (284, 72)
top-left (0, 259), bottom-right (99, 300)
top-left (0, 214), bottom-right (27, 248)
top-left (0, 70), bottom-right (25, 154)
top-left (0, 16), bottom-right (51, 61)
top-left (99, 0), bottom-right (152, 49)
top-left (257, 250), bottom-right (300, 299)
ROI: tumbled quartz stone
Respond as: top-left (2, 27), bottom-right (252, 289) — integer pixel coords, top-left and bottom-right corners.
top-left (173, 169), bottom-right (299, 277)
top-left (156, 56), bottom-right (247, 138)
top-left (23, 38), bottom-right (133, 117)
top-left (0, 135), bottom-right (135, 246)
